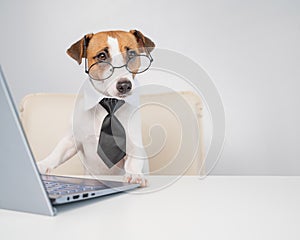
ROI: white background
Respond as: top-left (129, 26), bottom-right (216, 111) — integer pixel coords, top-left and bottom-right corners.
top-left (0, 0), bottom-right (299, 175)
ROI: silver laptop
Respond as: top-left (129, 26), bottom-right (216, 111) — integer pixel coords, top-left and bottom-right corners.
top-left (0, 66), bottom-right (139, 216)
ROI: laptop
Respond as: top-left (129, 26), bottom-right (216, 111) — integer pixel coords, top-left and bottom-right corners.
top-left (0, 66), bottom-right (140, 216)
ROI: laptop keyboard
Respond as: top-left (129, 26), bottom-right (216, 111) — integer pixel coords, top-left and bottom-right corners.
top-left (43, 180), bottom-right (105, 196)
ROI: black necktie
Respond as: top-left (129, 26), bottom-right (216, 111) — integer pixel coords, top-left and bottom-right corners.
top-left (97, 98), bottom-right (126, 168)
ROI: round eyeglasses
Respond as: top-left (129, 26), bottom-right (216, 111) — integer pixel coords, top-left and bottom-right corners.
top-left (85, 52), bottom-right (153, 81)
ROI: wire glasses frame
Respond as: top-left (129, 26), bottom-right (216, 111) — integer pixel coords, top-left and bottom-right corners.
top-left (84, 36), bottom-right (153, 81)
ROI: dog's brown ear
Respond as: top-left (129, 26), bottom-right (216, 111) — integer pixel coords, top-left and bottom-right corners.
top-left (129, 30), bottom-right (155, 53)
top-left (66, 33), bottom-right (94, 64)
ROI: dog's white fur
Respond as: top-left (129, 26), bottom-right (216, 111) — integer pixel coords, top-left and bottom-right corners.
top-left (37, 36), bottom-right (147, 186)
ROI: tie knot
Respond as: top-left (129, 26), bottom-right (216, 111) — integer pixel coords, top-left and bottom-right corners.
top-left (99, 98), bottom-right (125, 114)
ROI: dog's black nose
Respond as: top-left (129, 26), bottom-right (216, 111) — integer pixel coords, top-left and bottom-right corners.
top-left (116, 80), bottom-right (132, 94)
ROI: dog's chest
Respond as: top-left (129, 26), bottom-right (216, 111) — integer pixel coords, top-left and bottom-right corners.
top-left (73, 101), bottom-right (134, 174)
top-left (74, 103), bottom-right (131, 141)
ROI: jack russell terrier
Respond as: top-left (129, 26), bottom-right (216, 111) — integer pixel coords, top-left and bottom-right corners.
top-left (37, 30), bottom-right (155, 187)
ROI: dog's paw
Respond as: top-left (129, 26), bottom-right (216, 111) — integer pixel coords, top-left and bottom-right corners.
top-left (37, 161), bottom-right (53, 174)
top-left (124, 173), bottom-right (148, 187)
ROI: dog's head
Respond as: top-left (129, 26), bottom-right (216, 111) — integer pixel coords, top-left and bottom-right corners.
top-left (67, 30), bottom-right (155, 98)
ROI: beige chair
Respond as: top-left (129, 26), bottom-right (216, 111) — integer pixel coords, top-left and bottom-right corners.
top-left (19, 92), bottom-right (205, 176)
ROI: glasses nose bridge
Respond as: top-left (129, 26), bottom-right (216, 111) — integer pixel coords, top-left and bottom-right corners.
top-left (111, 63), bottom-right (129, 78)
top-left (113, 64), bottom-right (127, 69)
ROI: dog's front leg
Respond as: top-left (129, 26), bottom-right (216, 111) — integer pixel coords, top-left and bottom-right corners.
top-left (124, 158), bottom-right (148, 187)
top-left (123, 109), bottom-right (149, 187)
top-left (37, 134), bottom-right (79, 174)
top-left (124, 152), bottom-right (148, 187)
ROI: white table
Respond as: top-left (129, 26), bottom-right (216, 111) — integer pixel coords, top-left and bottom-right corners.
top-left (1, 176), bottom-right (300, 240)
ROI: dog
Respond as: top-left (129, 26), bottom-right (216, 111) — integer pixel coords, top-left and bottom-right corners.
top-left (37, 30), bottom-right (155, 187)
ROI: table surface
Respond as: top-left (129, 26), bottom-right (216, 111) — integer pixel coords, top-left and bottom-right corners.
top-left (1, 176), bottom-right (300, 240)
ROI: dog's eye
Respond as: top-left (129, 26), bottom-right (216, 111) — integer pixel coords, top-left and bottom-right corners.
top-left (96, 52), bottom-right (107, 61)
top-left (128, 50), bottom-right (137, 59)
